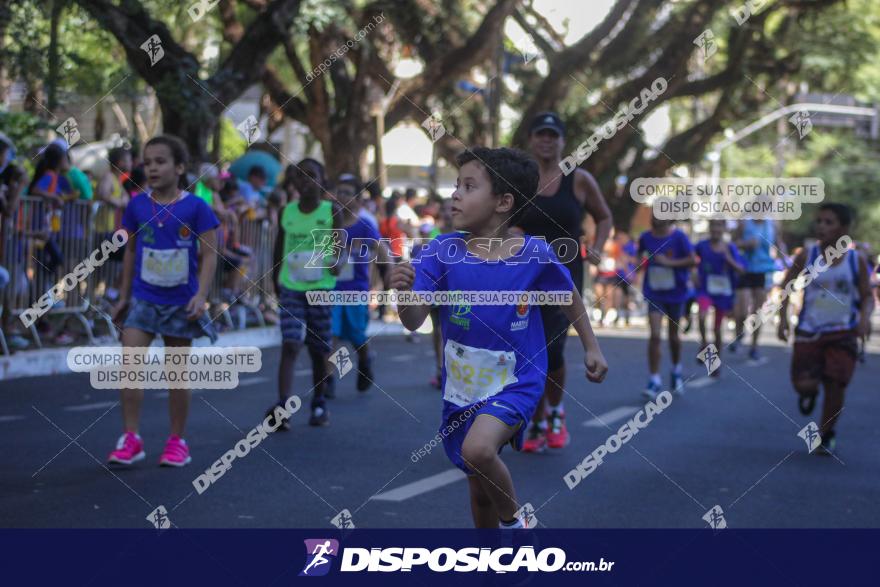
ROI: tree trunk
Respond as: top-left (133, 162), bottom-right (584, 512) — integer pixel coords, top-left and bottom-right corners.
top-left (158, 97), bottom-right (216, 165)
top-left (47, 0), bottom-right (62, 111)
top-left (0, 0), bottom-right (12, 105)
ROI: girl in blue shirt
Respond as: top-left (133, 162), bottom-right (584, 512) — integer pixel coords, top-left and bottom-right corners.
top-left (107, 135), bottom-right (219, 469)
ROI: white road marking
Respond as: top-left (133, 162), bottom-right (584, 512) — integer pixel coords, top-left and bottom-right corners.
top-left (64, 401), bottom-right (117, 412)
top-left (583, 406), bottom-right (641, 428)
top-left (370, 469), bottom-right (466, 502)
top-left (238, 376), bottom-right (271, 387)
top-left (0, 415), bottom-right (25, 422)
top-left (688, 377), bottom-right (719, 389)
top-left (391, 354), bottom-right (414, 362)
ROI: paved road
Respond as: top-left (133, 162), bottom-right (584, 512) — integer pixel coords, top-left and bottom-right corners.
top-left (2, 327), bottom-right (879, 528)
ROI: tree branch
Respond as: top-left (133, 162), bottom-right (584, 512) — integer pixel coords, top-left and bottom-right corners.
top-left (385, 0), bottom-right (517, 128)
top-left (209, 0), bottom-right (304, 108)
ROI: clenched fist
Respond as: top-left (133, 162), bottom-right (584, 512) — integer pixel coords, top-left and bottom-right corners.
top-left (390, 262), bottom-right (415, 291)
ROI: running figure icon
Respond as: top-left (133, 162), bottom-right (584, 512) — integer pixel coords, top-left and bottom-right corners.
top-left (301, 540), bottom-right (336, 575)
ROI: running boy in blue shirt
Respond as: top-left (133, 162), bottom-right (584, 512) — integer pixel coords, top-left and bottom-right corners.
top-left (391, 147), bottom-right (608, 528)
top-left (638, 217), bottom-right (697, 398)
top-left (695, 220), bottom-right (745, 376)
top-left (326, 173), bottom-right (390, 395)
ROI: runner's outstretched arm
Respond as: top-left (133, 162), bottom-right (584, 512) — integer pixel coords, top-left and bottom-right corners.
top-left (857, 253), bottom-right (874, 338)
top-left (777, 248), bottom-right (807, 342)
top-left (576, 170), bottom-right (612, 264)
top-left (391, 261), bottom-right (431, 330)
top-left (559, 287), bottom-right (608, 383)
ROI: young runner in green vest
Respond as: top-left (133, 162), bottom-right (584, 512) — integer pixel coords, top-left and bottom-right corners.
top-left (268, 159), bottom-right (340, 428)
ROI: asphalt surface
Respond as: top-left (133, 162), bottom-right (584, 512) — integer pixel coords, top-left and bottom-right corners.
top-left (2, 326), bottom-right (879, 528)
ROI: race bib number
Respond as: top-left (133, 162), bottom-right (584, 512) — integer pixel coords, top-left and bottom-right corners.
top-left (706, 274), bottom-right (732, 296)
top-left (337, 251), bottom-right (355, 281)
top-left (141, 247), bottom-right (188, 287)
top-left (443, 340), bottom-right (517, 407)
top-left (287, 251), bottom-right (324, 282)
top-left (600, 258), bottom-right (615, 272)
top-left (648, 265), bottom-right (675, 291)
top-left (811, 291), bottom-right (852, 328)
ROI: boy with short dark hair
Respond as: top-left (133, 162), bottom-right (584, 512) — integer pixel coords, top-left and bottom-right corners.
top-left (391, 147), bottom-right (608, 528)
top-left (270, 159), bottom-right (340, 428)
top-left (326, 173), bottom-right (389, 395)
top-left (778, 203), bottom-right (873, 454)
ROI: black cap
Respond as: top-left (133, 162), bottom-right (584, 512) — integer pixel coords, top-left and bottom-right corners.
top-left (530, 112), bottom-right (565, 137)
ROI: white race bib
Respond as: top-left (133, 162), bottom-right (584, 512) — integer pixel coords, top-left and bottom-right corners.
top-left (811, 291), bottom-right (852, 328)
top-left (287, 251), bottom-right (324, 282)
top-left (648, 265), bottom-right (675, 291)
top-left (706, 274), bottom-right (732, 296)
top-left (141, 247), bottom-right (188, 287)
top-left (443, 340), bottom-right (517, 407)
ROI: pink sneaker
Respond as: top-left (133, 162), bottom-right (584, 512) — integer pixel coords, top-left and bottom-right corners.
top-left (107, 432), bottom-right (145, 466)
top-left (158, 436), bottom-right (191, 467)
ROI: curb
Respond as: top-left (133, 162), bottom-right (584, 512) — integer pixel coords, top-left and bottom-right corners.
top-left (0, 320), bottom-right (414, 382)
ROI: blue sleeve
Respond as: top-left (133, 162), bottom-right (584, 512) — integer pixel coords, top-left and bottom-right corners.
top-left (58, 175), bottom-right (73, 195)
top-left (534, 243), bottom-right (575, 292)
top-left (729, 243), bottom-right (745, 265)
top-left (678, 231), bottom-right (694, 256)
top-left (121, 199), bottom-right (138, 233)
top-left (366, 221), bottom-right (381, 242)
top-left (35, 174), bottom-right (52, 192)
top-left (536, 259), bottom-right (576, 293)
top-left (194, 198), bottom-right (220, 234)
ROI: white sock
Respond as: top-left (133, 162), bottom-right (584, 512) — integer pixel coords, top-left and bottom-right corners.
top-left (548, 401), bottom-right (564, 415)
top-left (673, 363), bottom-right (682, 375)
top-left (499, 517), bottom-right (524, 529)
top-left (650, 373), bottom-right (661, 385)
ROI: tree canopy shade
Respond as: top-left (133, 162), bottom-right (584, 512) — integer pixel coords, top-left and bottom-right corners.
top-left (73, 0), bottom-right (305, 162)
top-left (17, 0), bottom-right (870, 230)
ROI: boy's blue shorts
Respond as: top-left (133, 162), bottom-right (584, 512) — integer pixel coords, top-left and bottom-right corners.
top-left (331, 304), bottom-right (369, 347)
top-left (442, 397), bottom-right (527, 475)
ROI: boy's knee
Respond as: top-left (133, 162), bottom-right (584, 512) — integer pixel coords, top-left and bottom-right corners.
top-left (460, 441), bottom-right (495, 472)
top-left (281, 341), bottom-right (301, 358)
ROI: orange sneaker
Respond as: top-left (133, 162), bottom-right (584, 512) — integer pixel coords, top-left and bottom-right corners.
top-left (522, 424), bottom-right (547, 453)
top-left (546, 410), bottom-right (570, 449)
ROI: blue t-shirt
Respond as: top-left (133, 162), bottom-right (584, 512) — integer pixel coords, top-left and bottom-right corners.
top-left (695, 239), bottom-right (743, 311)
top-left (412, 233), bottom-right (575, 424)
top-left (638, 228), bottom-right (694, 303)
top-left (741, 220), bottom-right (776, 273)
top-left (35, 172), bottom-right (72, 195)
top-left (616, 239), bottom-right (638, 280)
top-left (122, 192), bottom-right (220, 306)
top-left (335, 217), bottom-right (381, 291)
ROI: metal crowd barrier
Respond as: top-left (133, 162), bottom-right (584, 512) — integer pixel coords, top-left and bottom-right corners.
top-left (0, 196), bottom-right (280, 354)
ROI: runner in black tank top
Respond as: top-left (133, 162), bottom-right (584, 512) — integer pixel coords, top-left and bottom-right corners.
top-left (518, 172), bottom-right (585, 293)
top-left (518, 112), bottom-right (613, 453)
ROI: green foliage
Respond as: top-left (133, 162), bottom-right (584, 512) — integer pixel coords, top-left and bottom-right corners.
top-left (0, 110), bottom-right (51, 158)
top-left (219, 117), bottom-right (247, 163)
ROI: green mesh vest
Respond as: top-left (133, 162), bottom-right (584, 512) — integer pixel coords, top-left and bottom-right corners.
top-left (278, 200), bottom-right (337, 291)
